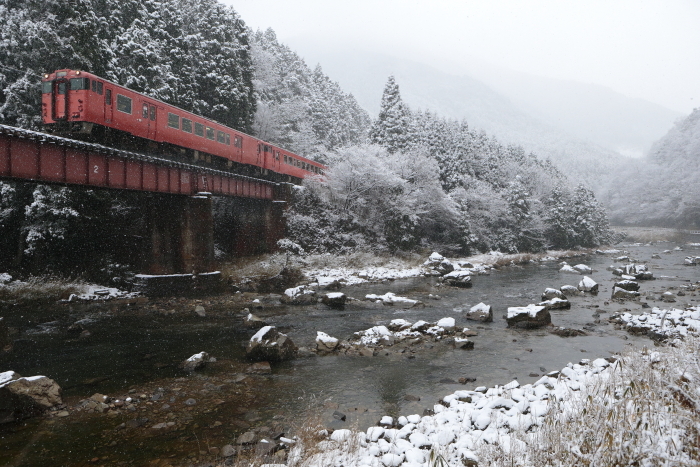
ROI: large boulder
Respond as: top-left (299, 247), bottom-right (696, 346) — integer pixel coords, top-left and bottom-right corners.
top-left (465, 303), bottom-right (493, 322)
top-left (578, 276), bottom-right (599, 293)
top-left (0, 371), bottom-right (63, 423)
top-left (246, 326), bottom-right (297, 362)
top-left (322, 292), bottom-right (347, 309)
top-left (506, 305), bottom-right (551, 328)
top-left (441, 270), bottom-right (472, 288)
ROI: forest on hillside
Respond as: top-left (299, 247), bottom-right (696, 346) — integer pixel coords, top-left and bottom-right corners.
top-left (601, 108), bottom-right (700, 229)
top-left (0, 0), bottom-right (615, 281)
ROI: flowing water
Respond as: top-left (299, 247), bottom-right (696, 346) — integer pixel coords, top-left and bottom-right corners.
top-left (1, 240), bottom-right (698, 465)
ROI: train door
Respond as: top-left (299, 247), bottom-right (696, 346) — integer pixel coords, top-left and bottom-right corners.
top-left (52, 79), bottom-right (69, 121)
top-left (104, 88), bottom-right (113, 123)
top-left (141, 101), bottom-right (157, 139)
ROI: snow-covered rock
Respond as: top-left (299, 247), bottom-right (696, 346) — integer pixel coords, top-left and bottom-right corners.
top-left (465, 302), bottom-right (493, 322)
top-left (559, 263), bottom-right (580, 274)
top-left (573, 264), bottom-right (592, 274)
top-left (440, 270), bottom-right (472, 288)
top-left (538, 297), bottom-right (571, 310)
top-left (322, 292), bottom-right (346, 309)
top-left (506, 305), bottom-right (551, 328)
top-left (315, 331), bottom-right (339, 352)
top-left (180, 351), bottom-right (210, 372)
top-left (578, 276), bottom-right (598, 293)
top-left (560, 285), bottom-right (581, 296)
top-left (611, 287), bottom-right (640, 300)
top-left (541, 288), bottom-right (565, 300)
top-left (436, 317), bottom-right (456, 331)
top-left (247, 326), bottom-right (297, 362)
top-left (614, 280), bottom-right (640, 291)
top-left (0, 372), bottom-right (62, 422)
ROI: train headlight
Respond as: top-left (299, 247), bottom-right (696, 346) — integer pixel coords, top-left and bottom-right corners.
top-left (44, 74), bottom-right (49, 79)
top-left (76, 71), bottom-right (81, 75)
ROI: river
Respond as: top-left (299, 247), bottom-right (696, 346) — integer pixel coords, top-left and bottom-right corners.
top-left (1, 240), bottom-right (698, 466)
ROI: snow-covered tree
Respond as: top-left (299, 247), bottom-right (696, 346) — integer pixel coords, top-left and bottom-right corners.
top-left (369, 76), bottom-right (412, 153)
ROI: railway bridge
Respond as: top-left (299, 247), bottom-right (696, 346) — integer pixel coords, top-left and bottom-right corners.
top-left (0, 124), bottom-right (289, 274)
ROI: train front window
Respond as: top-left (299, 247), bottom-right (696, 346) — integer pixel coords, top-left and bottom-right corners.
top-left (70, 77), bottom-right (89, 90)
top-left (116, 94), bottom-right (132, 114)
top-left (42, 81), bottom-right (52, 94)
top-left (168, 113), bottom-right (180, 129)
top-left (206, 127), bottom-right (215, 140)
top-left (195, 122), bottom-right (204, 137)
top-left (57, 82), bottom-right (67, 95)
top-left (182, 118), bottom-right (193, 133)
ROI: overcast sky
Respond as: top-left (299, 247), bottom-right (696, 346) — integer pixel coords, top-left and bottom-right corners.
top-left (224, 0), bottom-right (699, 114)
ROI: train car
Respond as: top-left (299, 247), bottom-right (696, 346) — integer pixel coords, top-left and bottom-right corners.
top-left (41, 69), bottom-right (325, 183)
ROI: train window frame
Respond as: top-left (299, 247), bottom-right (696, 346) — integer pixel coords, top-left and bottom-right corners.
top-left (194, 122), bottom-right (204, 137)
top-left (105, 89), bottom-right (112, 106)
top-left (217, 130), bottom-right (225, 143)
top-left (116, 94), bottom-right (132, 114)
top-left (70, 77), bottom-right (89, 90)
top-left (205, 127), bottom-right (215, 140)
top-left (168, 112), bottom-right (180, 129)
top-left (182, 118), bottom-right (193, 133)
top-left (42, 81), bottom-right (52, 94)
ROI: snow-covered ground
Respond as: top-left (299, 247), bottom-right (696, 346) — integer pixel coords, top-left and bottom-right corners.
top-left (302, 250), bottom-right (580, 288)
top-left (282, 304), bottom-right (700, 467)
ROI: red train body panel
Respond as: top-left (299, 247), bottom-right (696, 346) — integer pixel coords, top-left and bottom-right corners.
top-left (41, 69), bottom-right (325, 182)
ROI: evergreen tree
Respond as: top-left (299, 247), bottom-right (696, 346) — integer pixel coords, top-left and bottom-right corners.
top-left (369, 76), bottom-right (411, 153)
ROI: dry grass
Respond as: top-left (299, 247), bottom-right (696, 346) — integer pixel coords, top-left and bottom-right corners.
top-left (474, 337), bottom-right (700, 467)
top-left (0, 276), bottom-right (86, 302)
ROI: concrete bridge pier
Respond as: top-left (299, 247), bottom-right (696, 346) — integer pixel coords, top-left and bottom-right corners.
top-left (145, 193), bottom-right (215, 274)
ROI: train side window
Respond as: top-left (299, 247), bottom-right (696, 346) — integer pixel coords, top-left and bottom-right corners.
top-left (92, 80), bottom-right (97, 92)
top-left (142, 104), bottom-right (148, 119)
top-left (97, 81), bottom-right (103, 95)
top-left (168, 112), bottom-right (180, 129)
top-left (182, 118), bottom-right (193, 133)
top-left (105, 89), bottom-right (112, 105)
top-left (149, 105), bottom-right (156, 121)
top-left (116, 94), bottom-right (132, 114)
top-left (70, 77), bottom-right (89, 90)
top-left (217, 130), bottom-right (225, 143)
top-left (225, 134), bottom-right (230, 145)
top-left (42, 81), bottom-right (52, 94)
top-left (195, 122), bottom-right (204, 137)
top-left (205, 127), bottom-right (215, 140)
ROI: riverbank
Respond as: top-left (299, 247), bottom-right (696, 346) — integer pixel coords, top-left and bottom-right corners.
top-left (289, 307), bottom-right (700, 467)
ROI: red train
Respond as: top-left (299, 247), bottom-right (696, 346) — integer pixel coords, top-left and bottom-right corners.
top-left (41, 69), bottom-right (324, 183)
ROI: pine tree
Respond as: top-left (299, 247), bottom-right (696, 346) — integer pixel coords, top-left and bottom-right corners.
top-left (369, 76), bottom-right (411, 153)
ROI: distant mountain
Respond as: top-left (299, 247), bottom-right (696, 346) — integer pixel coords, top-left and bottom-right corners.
top-left (462, 62), bottom-right (683, 158)
top-left (284, 41), bottom-right (681, 190)
top-left (601, 108), bottom-right (700, 228)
